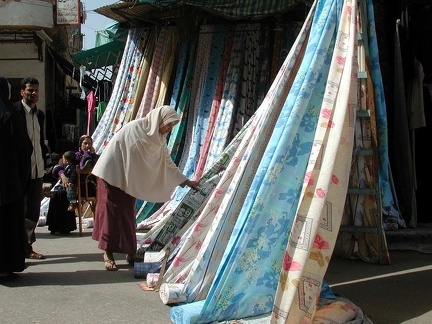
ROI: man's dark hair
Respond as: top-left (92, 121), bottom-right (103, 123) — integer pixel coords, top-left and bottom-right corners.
top-left (20, 77), bottom-right (39, 90)
top-left (63, 151), bottom-right (75, 163)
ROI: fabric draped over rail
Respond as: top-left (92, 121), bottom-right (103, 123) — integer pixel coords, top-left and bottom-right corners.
top-left (89, 0), bottom-right (403, 322)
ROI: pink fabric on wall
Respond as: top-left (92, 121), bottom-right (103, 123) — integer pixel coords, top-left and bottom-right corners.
top-left (86, 90), bottom-right (96, 135)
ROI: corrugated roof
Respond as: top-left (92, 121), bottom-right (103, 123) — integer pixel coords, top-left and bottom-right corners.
top-left (95, 0), bottom-right (308, 26)
top-left (94, 1), bottom-right (168, 25)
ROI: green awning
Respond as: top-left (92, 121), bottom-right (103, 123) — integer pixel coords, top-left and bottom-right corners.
top-left (71, 39), bottom-right (125, 70)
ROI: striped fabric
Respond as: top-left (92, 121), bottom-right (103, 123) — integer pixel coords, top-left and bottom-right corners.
top-left (181, 0), bottom-right (305, 19)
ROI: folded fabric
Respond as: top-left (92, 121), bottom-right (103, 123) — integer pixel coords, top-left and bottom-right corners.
top-left (170, 300), bottom-right (205, 324)
top-left (159, 283), bottom-right (187, 304)
top-left (313, 301), bottom-right (357, 324)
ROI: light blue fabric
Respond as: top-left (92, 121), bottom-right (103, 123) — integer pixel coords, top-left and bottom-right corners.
top-left (170, 0), bottom-right (342, 322)
top-left (366, 0), bottom-right (405, 227)
top-left (170, 300), bottom-right (205, 324)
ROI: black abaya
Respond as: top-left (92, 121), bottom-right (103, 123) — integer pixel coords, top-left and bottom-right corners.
top-left (46, 191), bottom-right (77, 234)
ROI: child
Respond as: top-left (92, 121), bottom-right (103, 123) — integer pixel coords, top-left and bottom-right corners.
top-left (52, 151), bottom-right (78, 212)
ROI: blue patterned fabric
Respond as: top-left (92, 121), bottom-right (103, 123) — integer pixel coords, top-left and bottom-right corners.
top-left (170, 0), bottom-right (342, 322)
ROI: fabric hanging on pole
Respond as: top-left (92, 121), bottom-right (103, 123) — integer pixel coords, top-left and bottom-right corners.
top-left (135, 34), bottom-right (199, 224)
top-left (135, 27), bottom-right (177, 118)
top-left (92, 29), bottom-right (143, 153)
top-left (171, 24), bottom-right (226, 207)
top-left (161, 7), bottom-right (312, 306)
top-left (86, 90), bottom-right (96, 135)
top-left (364, 0), bottom-right (405, 229)
top-left (271, 0), bottom-right (357, 320)
top-left (191, 0), bottom-right (336, 320)
top-left (203, 24), bottom-right (248, 170)
top-left (194, 26), bottom-right (236, 180)
top-left (168, 0), bottom-right (339, 320)
top-left (130, 28), bottom-right (157, 120)
top-left (138, 118), bottom-right (251, 251)
top-left (109, 33), bottom-right (149, 136)
top-left (391, 19), bottom-right (417, 227)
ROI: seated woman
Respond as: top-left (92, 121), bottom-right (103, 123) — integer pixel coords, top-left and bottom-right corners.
top-left (46, 135), bottom-right (99, 235)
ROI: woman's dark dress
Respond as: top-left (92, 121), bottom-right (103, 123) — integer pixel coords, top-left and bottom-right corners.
top-left (46, 190), bottom-right (76, 234)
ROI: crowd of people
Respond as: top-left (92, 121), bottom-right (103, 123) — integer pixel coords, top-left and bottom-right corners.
top-left (0, 78), bottom-right (199, 279)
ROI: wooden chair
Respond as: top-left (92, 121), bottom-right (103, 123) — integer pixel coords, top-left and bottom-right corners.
top-left (75, 165), bottom-right (98, 236)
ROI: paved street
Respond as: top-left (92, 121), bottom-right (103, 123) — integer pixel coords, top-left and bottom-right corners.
top-left (1, 225), bottom-right (431, 324)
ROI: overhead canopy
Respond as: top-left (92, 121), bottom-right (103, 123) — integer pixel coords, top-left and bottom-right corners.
top-left (71, 39), bottom-right (125, 70)
top-left (95, 0), bottom-right (310, 25)
top-left (47, 46), bottom-right (96, 89)
top-left (153, 0), bottom-right (311, 19)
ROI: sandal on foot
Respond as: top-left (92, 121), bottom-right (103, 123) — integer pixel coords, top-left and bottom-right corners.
top-left (103, 254), bottom-right (118, 271)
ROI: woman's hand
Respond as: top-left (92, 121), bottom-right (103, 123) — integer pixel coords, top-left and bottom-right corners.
top-left (184, 179), bottom-right (199, 190)
top-left (60, 173), bottom-right (70, 186)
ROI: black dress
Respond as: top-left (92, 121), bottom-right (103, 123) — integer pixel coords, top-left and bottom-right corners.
top-left (46, 190), bottom-right (77, 234)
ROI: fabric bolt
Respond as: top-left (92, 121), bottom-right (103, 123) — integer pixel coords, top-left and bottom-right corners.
top-left (160, 283), bottom-right (188, 304)
top-left (135, 37), bottom-right (197, 224)
top-left (110, 32), bottom-right (149, 138)
top-left (169, 0), bottom-right (351, 322)
top-left (272, 0), bottom-right (358, 321)
top-left (120, 40), bottom-right (148, 125)
top-left (204, 24), bottom-right (248, 170)
top-left (136, 27), bottom-right (174, 118)
top-left (92, 29), bottom-right (142, 153)
top-left (392, 20), bottom-right (417, 227)
top-left (312, 301), bottom-right (357, 323)
top-left (130, 28), bottom-right (156, 120)
top-left (170, 300), bottom-right (205, 324)
top-left (96, 101), bottom-right (107, 122)
top-left (408, 59), bottom-right (425, 130)
top-left (138, 124), bottom-right (249, 251)
top-left (194, 26), bottom-right (235, 179)
top-left (155, 30), bottom-right (178, 108)
top-left (255, 27), bottom-right (272, 109)
top-left (232, 24), bottom-right (260, 135)
top-left (167, 40), bottom-right (194, 163)
top-left (179, 24), bottom-right (224, 181)
top-left (86, 90), bottom-right (96, 135)
top-left (171, 25), bottom-right (220, 206)
top-left (167, 0), bottom-right (313, 316)
top-left (364, 0), bottom-right (404, 228)
top-left (162, 12), bottom-right (310, 305)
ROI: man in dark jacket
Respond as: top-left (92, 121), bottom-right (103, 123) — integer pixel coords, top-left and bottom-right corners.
top-left (0, 76), bottom-right (32, 279)
top-left (14, 77), bottom-right (49, 259)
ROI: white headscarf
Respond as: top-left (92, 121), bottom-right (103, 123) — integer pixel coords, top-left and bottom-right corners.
top-left (92, 105), bottom-right (187, 202)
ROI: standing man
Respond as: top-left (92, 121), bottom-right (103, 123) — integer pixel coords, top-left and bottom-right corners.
top-left (14, 77), bottom-right (48, 259)
top-left (0, 76), bottom-right (32, 280)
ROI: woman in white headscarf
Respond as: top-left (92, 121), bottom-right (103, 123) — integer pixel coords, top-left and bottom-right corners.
top-left (92, 105), bottom-right (198, 271)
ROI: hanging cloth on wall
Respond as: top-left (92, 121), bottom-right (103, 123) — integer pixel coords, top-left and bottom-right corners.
top-left (86, 90), bottom-right (96, 135)
top-left (92, 28), bottom-right (139, 152)
top-left (392, 19), bottom-right (417, 227)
